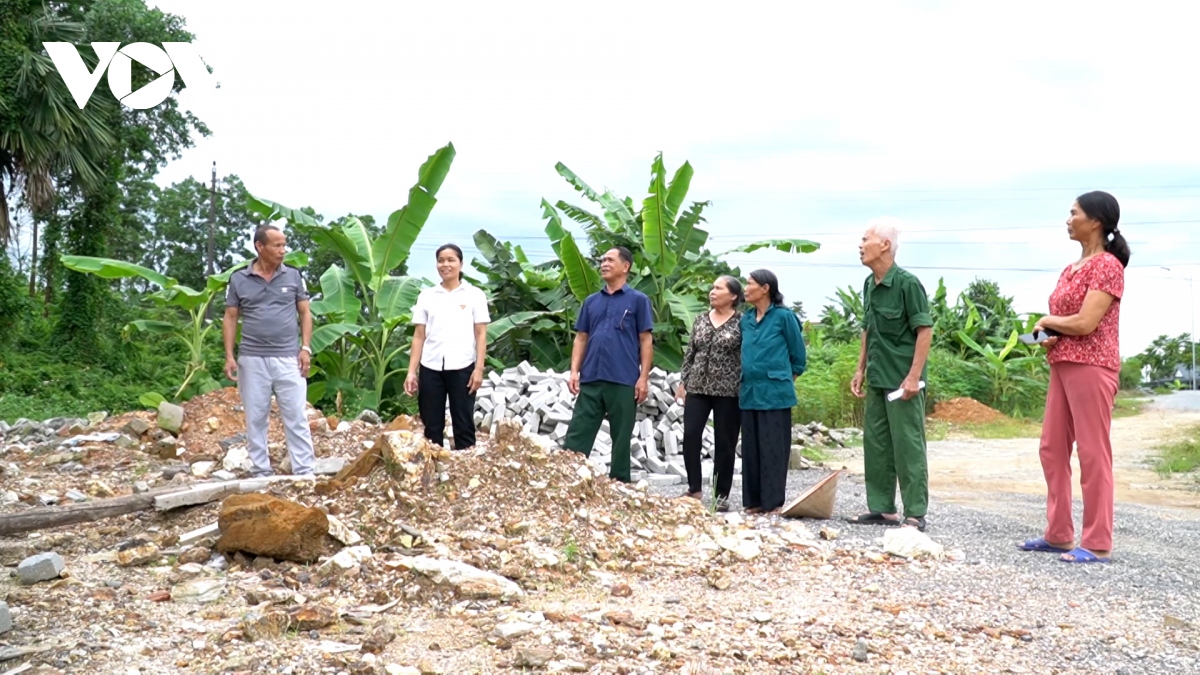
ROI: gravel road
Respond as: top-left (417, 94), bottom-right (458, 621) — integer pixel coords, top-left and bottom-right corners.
top-left (653, 468), bottom-right (1200, 674)
top-left (1149, 390), bottom-right (1200, 413)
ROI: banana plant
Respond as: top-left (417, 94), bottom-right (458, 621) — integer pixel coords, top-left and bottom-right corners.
top-left (541, 152), bottom-right (822, 370)
top-left (248, 142), bottom-right (455, 412)
top-left (955, 329), bottom-right (1043, 409)
top-left (61, 251), bottom-right (309, 401)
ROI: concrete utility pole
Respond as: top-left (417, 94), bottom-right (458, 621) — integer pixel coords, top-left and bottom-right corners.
top-left (205, 161), bottom-right (217, 322)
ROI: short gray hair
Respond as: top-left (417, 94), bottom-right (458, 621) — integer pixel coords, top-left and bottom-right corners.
top-left (867, 219), bottom-right (900, 254)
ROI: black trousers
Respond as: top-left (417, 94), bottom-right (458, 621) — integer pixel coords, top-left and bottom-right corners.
top-left (741, 408), bottom-right (792, 511)
top-left (418, 365), bottom-right (476, 449)
top-left (682, 393), bottom-right (740, 497)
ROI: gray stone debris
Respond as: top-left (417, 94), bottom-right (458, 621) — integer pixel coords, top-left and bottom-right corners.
top-left (313, 457), bottom-right (347, 475)
top-left (18, 552), bottom-right (66, 585)
top-left (156, 401), bottom-right (185, 434)
top-left (356, 409), bottom-right (382, 425)
top-left (0, 600), bottom-right (11, 634)
top-left (470, 362), bottom-right (859, 478)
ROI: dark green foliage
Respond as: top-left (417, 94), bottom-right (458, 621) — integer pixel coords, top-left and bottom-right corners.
top-left (1120, 357), bottom-right (1144, 390)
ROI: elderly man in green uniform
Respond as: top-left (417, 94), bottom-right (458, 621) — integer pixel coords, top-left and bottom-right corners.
top-left (848, 222), bottom-right (934, 531)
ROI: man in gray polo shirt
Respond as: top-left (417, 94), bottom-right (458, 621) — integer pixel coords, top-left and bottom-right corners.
top-left (223, 224), bottom-right (315, 477)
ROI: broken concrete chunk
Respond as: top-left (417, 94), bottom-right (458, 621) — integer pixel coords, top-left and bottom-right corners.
top-left (18, 552), bottom-right (65, 585)
top-left (156, 401), bottom-right (185, 434)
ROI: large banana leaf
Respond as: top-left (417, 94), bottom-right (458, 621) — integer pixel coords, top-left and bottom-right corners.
top-left (309, 265), bottom-right (361, 321)
top-left (486, 311), bottom-right (552, 343)
top-left (472, 229), bottom-right (509, 265)
top-left (722, 239), bottom-right (821, 255)
top-left (61, 255), bottom-right (176, 290)
top-left (245, 196), bottom-right (322, 228)
top-left (338, 216), bottom-right (378, 284)
top-left (371, 186), bottom-right (437, 290)
top-left (543, 208), bottom-right (599, 303)
top-left (416, 141), bottom-right (456, 196)
top-left (376, 275), bottom-right (426, 322)
top-left (530, 333), bottom-right (570, 371)
top-left (556, 201), bottom-right (604, 232)
top-left (597, 190), bottom-right (638, 234)
top-left (311, 322), bottom-right (363, 353)
top-left (541, 200), bottom-right (567, 259)
top-left (674, 201), bottom-right (710, 256)
top-left (664, 289), bottom-right (707, 332)
top-left (555, 161), bottom-right (601, 202)
top-left (126, 319), bottom-right (177, 335)
top-left (641, 153), bottom-right (677, 274)
top-left (664, 160), bottom-right (693, 227)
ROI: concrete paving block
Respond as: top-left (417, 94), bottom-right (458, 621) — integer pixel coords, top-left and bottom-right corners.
top-left (646, 473), bottom-right (681, 487)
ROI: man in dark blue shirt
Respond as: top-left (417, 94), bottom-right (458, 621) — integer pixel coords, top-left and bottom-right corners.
top-left (565, 247), bottom-right (654, 482)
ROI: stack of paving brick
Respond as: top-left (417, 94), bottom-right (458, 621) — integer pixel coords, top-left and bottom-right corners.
top-left (471, 362), bottom-right (740, 487)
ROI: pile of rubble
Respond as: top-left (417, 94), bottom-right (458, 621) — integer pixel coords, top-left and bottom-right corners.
top-left (2, 416), bottom-right (893, 673)
top-left (473, 363), bottom-right (861, 486)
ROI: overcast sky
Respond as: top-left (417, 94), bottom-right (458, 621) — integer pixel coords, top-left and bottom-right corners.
top-left (142, 1), bottom-right (1200, 358)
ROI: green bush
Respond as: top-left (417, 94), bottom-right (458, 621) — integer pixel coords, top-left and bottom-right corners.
top-left (793, 342), bottom-right (865, 428)
top-left (1120, 357), bottom-right (1144, 391)
top-left (0, 257), bottom-right (28, 351)
top-left (792, 345), bottom-right (1046, 428)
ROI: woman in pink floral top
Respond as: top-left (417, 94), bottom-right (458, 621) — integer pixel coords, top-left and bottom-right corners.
top-left (1018, 191), bottom-right (1130, 564)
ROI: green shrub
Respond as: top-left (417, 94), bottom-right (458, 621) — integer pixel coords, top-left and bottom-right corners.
top-left (793, 342), bottom-right (865, 428)
top-left (1120, 357), bottom-right (1144, 391)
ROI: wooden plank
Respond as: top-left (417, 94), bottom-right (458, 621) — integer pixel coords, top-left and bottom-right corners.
top-left (0, 492), bottom-right (159, 537)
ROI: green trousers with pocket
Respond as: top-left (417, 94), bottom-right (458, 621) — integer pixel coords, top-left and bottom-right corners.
top-left (564, 381), bottom-right (635, 483)
top-left (863, 385), bottom-right (928, 518)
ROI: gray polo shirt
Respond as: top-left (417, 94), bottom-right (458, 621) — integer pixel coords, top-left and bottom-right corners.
top-left (226, 262), bottom-right (308, 357)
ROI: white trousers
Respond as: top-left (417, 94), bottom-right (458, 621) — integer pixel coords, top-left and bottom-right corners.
top-left (237, 355), bottom-right (315, 476)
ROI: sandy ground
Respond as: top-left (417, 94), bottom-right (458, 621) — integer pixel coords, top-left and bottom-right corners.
top-left (827, 394), bottom-right (1200, 513)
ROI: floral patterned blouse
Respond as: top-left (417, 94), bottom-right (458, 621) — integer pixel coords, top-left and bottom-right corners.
top-left (680, 311), bottom-right (742, 398)
top-left (1047, 252), bottom-right (1124, 372)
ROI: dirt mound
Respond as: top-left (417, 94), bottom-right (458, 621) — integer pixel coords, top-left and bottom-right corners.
top-left (281, 420), bottom-right (716, 589)
top-left (930, 397), bottom-right (1007, 425)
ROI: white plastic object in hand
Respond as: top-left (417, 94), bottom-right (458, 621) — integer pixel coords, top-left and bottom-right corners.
top-left (887, 380), bottom-right (925, 402)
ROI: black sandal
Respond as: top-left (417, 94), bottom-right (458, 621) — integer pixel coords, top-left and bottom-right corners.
top-left (846, 512), bottom-right (900, 525)
top-left (902, 516), bottom-right (927, 532)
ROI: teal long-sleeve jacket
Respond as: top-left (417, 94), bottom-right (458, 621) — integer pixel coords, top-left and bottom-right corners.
top-left (739, 304), bottom-right (807, 410)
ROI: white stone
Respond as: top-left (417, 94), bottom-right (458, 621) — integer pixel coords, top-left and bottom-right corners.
top-left (493, 621), bottom-right (537, 640)
top-left (883, 528), bottom-right (945, 560)
top-left (326, 545), bottom-right (373, 570)
top-left (222, 445), bottom-right (251, 472)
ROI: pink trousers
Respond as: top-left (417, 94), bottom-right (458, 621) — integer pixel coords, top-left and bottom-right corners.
top-left (1039, 362), bottom-right (1119, 551)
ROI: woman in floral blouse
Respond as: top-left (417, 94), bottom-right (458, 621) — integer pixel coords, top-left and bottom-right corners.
top-left (676, 276), bottom-right (744, 511)
top-left (1018, 191), bottom-right (1130, 564)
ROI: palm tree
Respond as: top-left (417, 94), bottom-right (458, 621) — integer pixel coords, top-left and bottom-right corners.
top-left (0, 5), bottom-right (118, 245)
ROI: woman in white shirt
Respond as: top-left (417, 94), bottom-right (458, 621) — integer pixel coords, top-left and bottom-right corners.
top-left (404, 244), bottom-right (491, 449)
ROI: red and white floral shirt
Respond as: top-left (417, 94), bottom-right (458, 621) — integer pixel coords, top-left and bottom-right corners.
top-left (1047, 252), bottom-right (1124, 372)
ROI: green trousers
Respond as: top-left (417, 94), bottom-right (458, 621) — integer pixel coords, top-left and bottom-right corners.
top-left (863, 385), bottom-right (928, 518)
top-left (564, 381), bottom-right (635, 483)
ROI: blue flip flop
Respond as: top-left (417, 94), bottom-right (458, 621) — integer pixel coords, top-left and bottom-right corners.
top-left (1018, 538), bottom-right (1072, 553)
top-left (1059, 547), bottom-right (1110, 564)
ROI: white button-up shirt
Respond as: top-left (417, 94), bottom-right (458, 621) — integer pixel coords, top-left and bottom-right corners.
top-left (412, 282), bottom-right (491, 371)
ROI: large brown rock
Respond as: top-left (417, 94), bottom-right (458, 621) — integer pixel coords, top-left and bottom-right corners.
top-left (215, 494), bottom-right (329, 562)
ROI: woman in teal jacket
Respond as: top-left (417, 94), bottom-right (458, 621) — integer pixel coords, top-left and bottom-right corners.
top-left (740, 269), bottom-right (807, 514)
